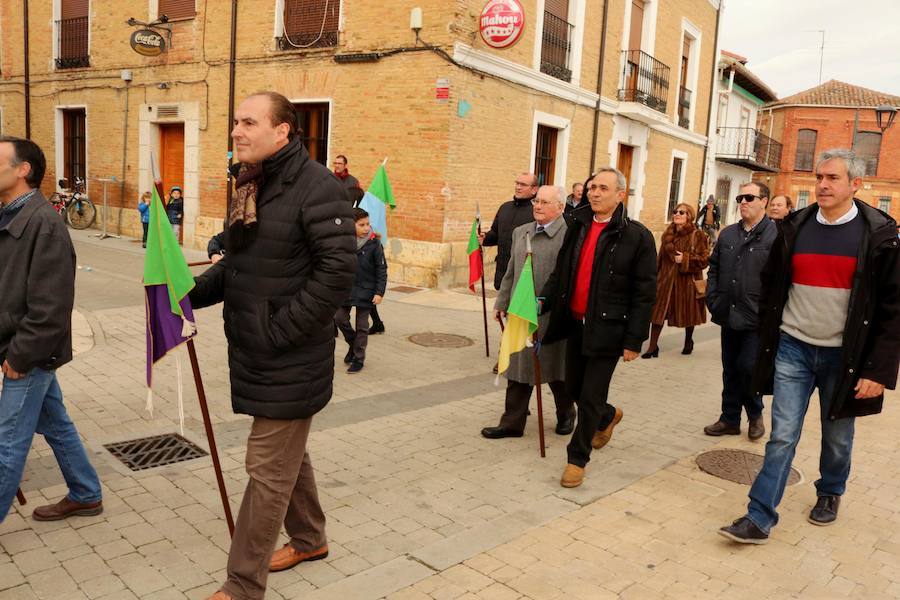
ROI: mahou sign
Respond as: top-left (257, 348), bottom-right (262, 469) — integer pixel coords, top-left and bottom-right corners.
top-left (479, 0), bottom-right (525, 49)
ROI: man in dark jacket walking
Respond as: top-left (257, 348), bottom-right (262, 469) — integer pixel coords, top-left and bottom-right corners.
top-left (541, 168), bottom-right (657, 489)
top-left (704, 181), bottom-right (777, 440)
top-left (480, 173), bottom-right (538, 289)
top-left (720, 149), bottom-right (899, 545)
top-left (0, 137), bottom-right (102, 523)
top-left (696, 195), bottom-right (720, 243)
top-left (190, 93), bottom-right (356, 600)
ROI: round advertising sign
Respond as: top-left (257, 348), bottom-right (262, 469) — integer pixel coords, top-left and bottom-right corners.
top-left (479, 0), bottom-right (526, 49)
top-left (130, 29), bottom-right (166, 57)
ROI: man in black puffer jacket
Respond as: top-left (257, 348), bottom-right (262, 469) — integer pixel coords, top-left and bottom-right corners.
top-left (480, 173), bottom-right (537, 289)
top-left (190, 92), bottom-right (356, 600)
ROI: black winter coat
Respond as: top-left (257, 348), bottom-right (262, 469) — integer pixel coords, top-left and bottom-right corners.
top-left (346, 237), bottom-right (387, 308)
top-left (706, 216), bottom-right (778, 331)
top-left (166, 198), bottom-right (184, 225)
top-left (752, 201), bottom-right (899, 419)
top-left (482, 197), bottom-right (535, 289)
top-left (542, 203), bottom-right (657, 357)
top-left (190, 139), bottom-right (357, 420)
top-left (0, 193), bottom-right (75, 372)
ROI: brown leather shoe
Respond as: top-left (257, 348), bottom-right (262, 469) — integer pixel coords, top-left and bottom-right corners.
top-left (591, 407), bottom-right (623, 449)
top-left (32, 497), bottom-right (102, 521)
top-left (560, 464), bottom-right (585, 488)
top-left (269, 544), bottom-right (329, 572)
top-left (748, 416), bottom-right (766, 441)
top-left (703, 420), bottom-right (741, 436)
top-left (205, 592), bottom-right (232, 600)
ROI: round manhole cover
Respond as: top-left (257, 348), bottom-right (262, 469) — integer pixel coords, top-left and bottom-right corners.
top-left (408, 332), bottom-right (474, 348)
top-left (696, 449), bottom-right (801, 486)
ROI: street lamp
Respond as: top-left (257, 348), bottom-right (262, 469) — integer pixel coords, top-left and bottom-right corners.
top-left (875, 104), bottom-right (897, 133)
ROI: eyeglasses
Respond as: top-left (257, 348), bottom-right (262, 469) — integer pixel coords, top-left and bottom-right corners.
top-left (673, 210), bottom-right (689, 216)
top-left (736, 194), bottom-right (761, 203)
top-left (530, 199), bottom-right (554, 206)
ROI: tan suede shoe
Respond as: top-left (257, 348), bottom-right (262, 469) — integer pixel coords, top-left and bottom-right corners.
top-left (560, 464), bottom-right (585, 488)
top-left (591, 408), bottom-right (624, 449)
top-left (269, 544), bottom-right (329, 572)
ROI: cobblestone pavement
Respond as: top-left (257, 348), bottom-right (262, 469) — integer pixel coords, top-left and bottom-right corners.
top-left (1, 230), bottom-right (898, 599)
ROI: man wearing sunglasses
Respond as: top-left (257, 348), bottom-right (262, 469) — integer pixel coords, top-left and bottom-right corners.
top-left (705, 182), bottom-right (777, 442)
top-left (720, 149), bottom-right (898, 544)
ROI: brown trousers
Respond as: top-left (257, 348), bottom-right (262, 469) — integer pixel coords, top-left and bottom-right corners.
top-left (221, 416), bottom-right (327, 600)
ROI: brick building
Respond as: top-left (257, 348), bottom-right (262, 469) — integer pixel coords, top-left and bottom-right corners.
top-left (0, 0), bottom-right (721, 286)
top-left (756, 80), bottom-right (900, 223)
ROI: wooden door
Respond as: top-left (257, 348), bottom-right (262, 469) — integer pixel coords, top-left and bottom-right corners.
top-left (62, 109), bottom-right (86, 186)
top-left (617, 144), bottom-right (634, 208)
top-left (159, 124), bottom-right (185, 242)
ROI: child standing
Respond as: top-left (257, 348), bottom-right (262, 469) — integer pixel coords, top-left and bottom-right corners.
top-left (335, 208), bottom-right (387, 373)
top-left (166, 186), bottom-right (184, 241)
top-left (137, 191), bottom-right (151, 248)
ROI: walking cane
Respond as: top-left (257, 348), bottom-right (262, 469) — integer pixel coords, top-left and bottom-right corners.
top-left (16, 488), bottom-right (26, 505)
top-left (532, 332), bottom-right (546, 458)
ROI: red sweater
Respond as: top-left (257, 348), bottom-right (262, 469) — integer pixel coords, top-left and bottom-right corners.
top-left (570, 220), bottom-right (608, 319)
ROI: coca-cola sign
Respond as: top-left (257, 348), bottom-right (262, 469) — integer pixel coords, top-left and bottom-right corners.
top-left (130, 29), bottom-right (166, 57)
top-left (479, 0), bottom-right (525, 49)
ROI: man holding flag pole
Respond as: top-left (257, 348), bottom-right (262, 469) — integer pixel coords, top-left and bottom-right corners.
top-left (189, 92), bottom-right (356, 600)
top-left (484, 186), bottom-right (574, 445)
top-left (541, 168), bottom-right (656, 488)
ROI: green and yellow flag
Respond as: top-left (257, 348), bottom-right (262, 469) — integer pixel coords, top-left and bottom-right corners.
top-left (497, 255), bottom-right (539, 376)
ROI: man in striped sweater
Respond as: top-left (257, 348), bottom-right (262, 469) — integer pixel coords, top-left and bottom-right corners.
top-left (720, 149), bottom-right (899, 544)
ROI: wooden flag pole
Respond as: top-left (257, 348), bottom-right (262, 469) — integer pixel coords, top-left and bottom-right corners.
top-left (186, 339), bottom-right (235, 536)
top-left (16, 488), bottom-right (26, 505)
top-left (188, 260), bottom-right (213, 267)
top-left (476, 203), bottom-right (490, 357)
top-left (525, 232), bottom-right (545, 458)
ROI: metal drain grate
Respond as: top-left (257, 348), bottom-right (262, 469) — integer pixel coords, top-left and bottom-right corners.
top-left (105, 433), bottom-right (208, 471)
top-left (408, 332), bottom-right (474, 348)
top-left (696, 449), bottom-right (801, 486)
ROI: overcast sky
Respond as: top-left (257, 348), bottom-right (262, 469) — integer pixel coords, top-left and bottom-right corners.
top-left (718, 0), bottom-right (900, 100)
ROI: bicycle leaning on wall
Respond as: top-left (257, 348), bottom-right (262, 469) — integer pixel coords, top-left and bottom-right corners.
top-left (48, 177), bottom-right (97, 230)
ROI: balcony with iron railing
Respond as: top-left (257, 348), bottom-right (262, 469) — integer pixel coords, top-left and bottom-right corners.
top-left (678, 86), bottom-right (692, 129)
top-left (540, 12), bottom-right (574, 83)
top-left (56, 17), bottom-right (90, 69)
top-left (618, 50), bottom-right (670, 114)
top-left (716, 127), bottom-right (783, 172)
top-left (276, 29), bottom-right (339, 51)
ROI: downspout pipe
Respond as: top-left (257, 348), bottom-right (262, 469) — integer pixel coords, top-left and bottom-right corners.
top-left (699, 0), bottom-right (723, 202)
top-left (24, 0), bottom-right (32, 139)
top-left (226, 0), bottom-right (238, 208)
top-left (589, 0), bottom-right (610, 174)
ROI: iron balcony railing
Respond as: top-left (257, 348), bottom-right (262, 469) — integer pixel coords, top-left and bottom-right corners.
top-left (56, 17), bottom-right (90, 69)
top-left (716, 127), bottom-right (784, 172)
top-left (276, 30), bottom-right (339, 51)
top-left (678, 86), bottom-right (692, 128)
top-left (618, 50), bottom-right (670, 113)
top-left (540, 12), bottom-right (574, 82)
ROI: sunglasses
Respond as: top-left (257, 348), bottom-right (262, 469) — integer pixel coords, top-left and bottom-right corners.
top-left (736, 194), bottom-right (761, 203)
top-left (673, 210), bottom-right (689, 216)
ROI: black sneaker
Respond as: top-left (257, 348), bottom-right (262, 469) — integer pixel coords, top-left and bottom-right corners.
top-left (343, 349), bottom-right (354, 364)
top-left (808, 495), bottom-right (840, 526)
top-left (347, 360), bottom-right (364, 374)
top-left (718, 517), bottom-right (769, 544)
top-left (370, 322), bottom-right (385, 334)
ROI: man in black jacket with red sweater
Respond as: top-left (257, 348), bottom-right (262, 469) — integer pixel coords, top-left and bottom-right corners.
top-left (191, 93), bottom-right (356, 600)
top-left (541, 168), bottom-right (657, 489)
top-left (720, 149), bottom-right (899, 545)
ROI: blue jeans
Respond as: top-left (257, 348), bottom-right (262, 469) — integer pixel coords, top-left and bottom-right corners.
top-left (746, 333), bottom-right (854, 533)
top-left (0, 368), bottom-right (102, 521)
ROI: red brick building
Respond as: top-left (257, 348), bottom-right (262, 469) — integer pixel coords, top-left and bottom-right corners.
top-left (756, 80), bottom-right (900, 222)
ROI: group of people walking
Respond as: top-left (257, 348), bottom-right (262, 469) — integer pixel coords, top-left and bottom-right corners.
top-left (0, 86), bottom-right (897, 600)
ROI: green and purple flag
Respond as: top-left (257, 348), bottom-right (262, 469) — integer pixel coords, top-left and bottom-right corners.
top-left (144, 181), bottom-right (196, 395)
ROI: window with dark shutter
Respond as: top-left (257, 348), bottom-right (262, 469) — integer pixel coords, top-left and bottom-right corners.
top-left (293, 103), bottom-right (330, 165)
top-left (794, 129), bottom-right (817, 171)
top-left (62, 109), bottom-right (87, 186)
top-left (58, 0), bottom-right (89, 69)
top-left (853, 131), bottom-right (881, 176)
top-left (159, 0), bottom-right (196, 20)
top-left (281, 0), bottom-right (340, 49)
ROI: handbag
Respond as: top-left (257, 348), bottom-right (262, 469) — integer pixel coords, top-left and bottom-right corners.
top-left (691, 229), bottom-right (707, 299)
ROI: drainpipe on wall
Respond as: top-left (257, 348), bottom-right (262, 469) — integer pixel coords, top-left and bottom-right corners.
top-left (226, 0), bottom-right (238, 209)
top-left (118, 81), bottom-right (131, 232)
top-left (23, 0), bottom-right (32, 139)
top-left (589, 0), bottom-right (610, 174)
top-left (699, 0), bottom-right (723, 203)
